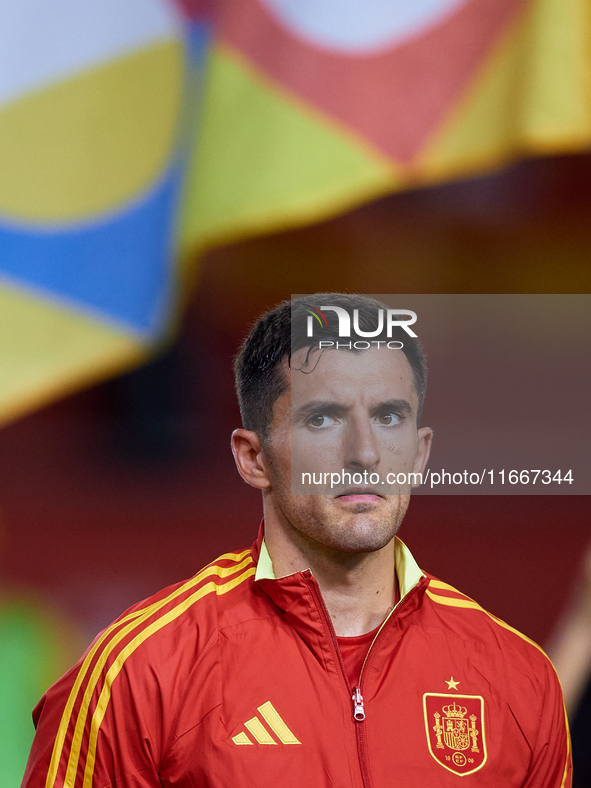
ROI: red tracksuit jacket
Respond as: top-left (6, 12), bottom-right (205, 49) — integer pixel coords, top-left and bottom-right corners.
top-left (22, 528), bottom-right (572, 787)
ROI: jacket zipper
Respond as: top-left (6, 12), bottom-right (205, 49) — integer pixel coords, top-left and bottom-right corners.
top-left (356, 580), bottom-right (425, 692)
top-left (352, 686), bottom-right (365, 721)
top-left (308, 579), bottom-right (372, 788)
top-left (308, 575), bottom-right (426, 788)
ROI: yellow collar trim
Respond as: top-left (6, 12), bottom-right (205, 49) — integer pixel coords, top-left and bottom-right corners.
top-left (255, 536), bottom-right (424, 597)
top-left (255, 539), bottom-right (276, 581)
top-left (394, 537), bottom-right (425, 598)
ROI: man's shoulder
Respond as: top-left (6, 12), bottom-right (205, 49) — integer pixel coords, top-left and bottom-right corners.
top-left (84, 547), bottom-right (260, 673)
top-left (419, 572), bottom-right (556, 679)
top-left (121, 546), bottom-right (257, 617)
top-left (138, 544), bottom-right (258, 616)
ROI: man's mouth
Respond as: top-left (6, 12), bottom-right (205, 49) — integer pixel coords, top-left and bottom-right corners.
top-left (335, 487), bottom-right (384, 502)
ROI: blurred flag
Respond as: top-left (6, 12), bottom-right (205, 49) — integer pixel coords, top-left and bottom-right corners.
top-left (182, 0), bottom-right (591, 248)
top-left (0, 0), bottom-right (210, 423)
top-left (2, 0), bottom-right (590, 424)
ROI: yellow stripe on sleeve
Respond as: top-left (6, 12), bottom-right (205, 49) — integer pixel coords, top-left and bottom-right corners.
top-left (82, 567), bottom-right (256, 787)
top-left (428, 578), bottom-right (470, 595)
top-left (484, 612), bottom-right (546, 654)
top-left (427, 583), bottom-right (559, 662)
top-left (45, 550), bottom-right (251, 788)
top-left (426, 587), bottom-right (547, 653)
top-left (560, 702), bottom-right (572, 788)
top-left (428, 577), bottom-right (572, 785)
top-left (65, 559), bottom-right (254, 788)
top-left (425, 589), bottom-right (484, 611)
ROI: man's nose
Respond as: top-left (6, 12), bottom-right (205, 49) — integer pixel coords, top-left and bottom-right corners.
top-left (343, 416), bottom-right (380, 472)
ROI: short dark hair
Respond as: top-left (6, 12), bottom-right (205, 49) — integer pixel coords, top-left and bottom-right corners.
top-left (234, 293), bottom-right (427, 441)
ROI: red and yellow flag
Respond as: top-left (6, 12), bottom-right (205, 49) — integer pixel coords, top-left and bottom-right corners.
top-left (181, 0), bottom-right (591, 250)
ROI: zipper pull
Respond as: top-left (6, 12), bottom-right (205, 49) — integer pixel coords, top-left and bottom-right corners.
top-left (352, 686), bottom-right (365, 721)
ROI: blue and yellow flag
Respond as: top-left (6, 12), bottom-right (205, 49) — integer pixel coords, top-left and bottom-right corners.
top-left (2, 0), bottom-right (591, 424)
top-left (0, 0), bottom-right (209, 423)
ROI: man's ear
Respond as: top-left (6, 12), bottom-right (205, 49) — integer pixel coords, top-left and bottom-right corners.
top-left (231, 429), bottom-right (271, 489)
top-left (411, 426), bottom-right (433, 487)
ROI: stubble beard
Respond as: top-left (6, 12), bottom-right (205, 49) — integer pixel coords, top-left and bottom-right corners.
top-left (266, 452), bottom-right (410, 556)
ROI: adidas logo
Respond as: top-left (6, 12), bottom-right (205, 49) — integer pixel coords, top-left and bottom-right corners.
top-left (232, 701), bottom-right (301, 745)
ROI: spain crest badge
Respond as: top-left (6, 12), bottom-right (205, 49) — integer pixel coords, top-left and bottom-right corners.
top-left (423, 693), bottom-right (487, 776)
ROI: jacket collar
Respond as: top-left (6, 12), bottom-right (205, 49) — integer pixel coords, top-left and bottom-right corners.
top-left (250, 522), bottom-right (428, 677)
top-left (251, 520), bottom-right (425, 607)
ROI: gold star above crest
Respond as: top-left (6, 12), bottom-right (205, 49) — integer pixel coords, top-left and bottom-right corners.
top-left (445, 676), bottom-right (460, 691)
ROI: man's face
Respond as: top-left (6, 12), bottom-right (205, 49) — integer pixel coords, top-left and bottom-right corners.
top-left (263, 346), bottom-right (432, 555)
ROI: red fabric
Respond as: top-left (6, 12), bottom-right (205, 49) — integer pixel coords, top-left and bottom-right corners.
top-left (336, 627), bottom-right (377, 688)
top-left (219, 0), bottom-right (526, 164)
top-left (22, 526), bottom-right (572, 787)
top-left (336, 577), bottom-right (400, 687)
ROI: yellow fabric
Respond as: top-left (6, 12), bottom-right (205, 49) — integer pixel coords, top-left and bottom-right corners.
top-left (258, 701), bottom-right (301, 744)
top-left (420, 0), bottom-right (591, 177)
top-left (254, 540), bottom-right (276, 582)
top-left (180, 45), bottom-right (398, 251)
top-left (0, 40), bottom-right (183, 222)
top-left (394, 538), bottom-right (425, 600)
top-left (231, 731), bottom-right (253, 745)
top-left (244, 716), bottom-right (277, 745)
top-left (519, 0), bottom-right (591, 148)
top-left (0, 281), bottom-right (148, 425)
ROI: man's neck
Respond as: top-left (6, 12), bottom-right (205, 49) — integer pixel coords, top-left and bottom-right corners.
top-left (263, 515), bottom-right (397, 638)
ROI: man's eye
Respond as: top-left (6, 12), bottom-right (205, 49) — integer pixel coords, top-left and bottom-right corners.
top-left (377, 412), bottom-right (401, 425)
top-left (309, 414), bottom-right (334, 428)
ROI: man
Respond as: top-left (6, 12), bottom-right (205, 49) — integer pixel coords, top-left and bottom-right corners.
top-left (23, 293), bottom-right (571, 787)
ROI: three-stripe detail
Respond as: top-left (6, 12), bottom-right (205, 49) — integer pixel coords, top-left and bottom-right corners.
top-left (232, 701), bottom-right (300, 745)
top-left (45, 550), bottom-right (255, 788)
